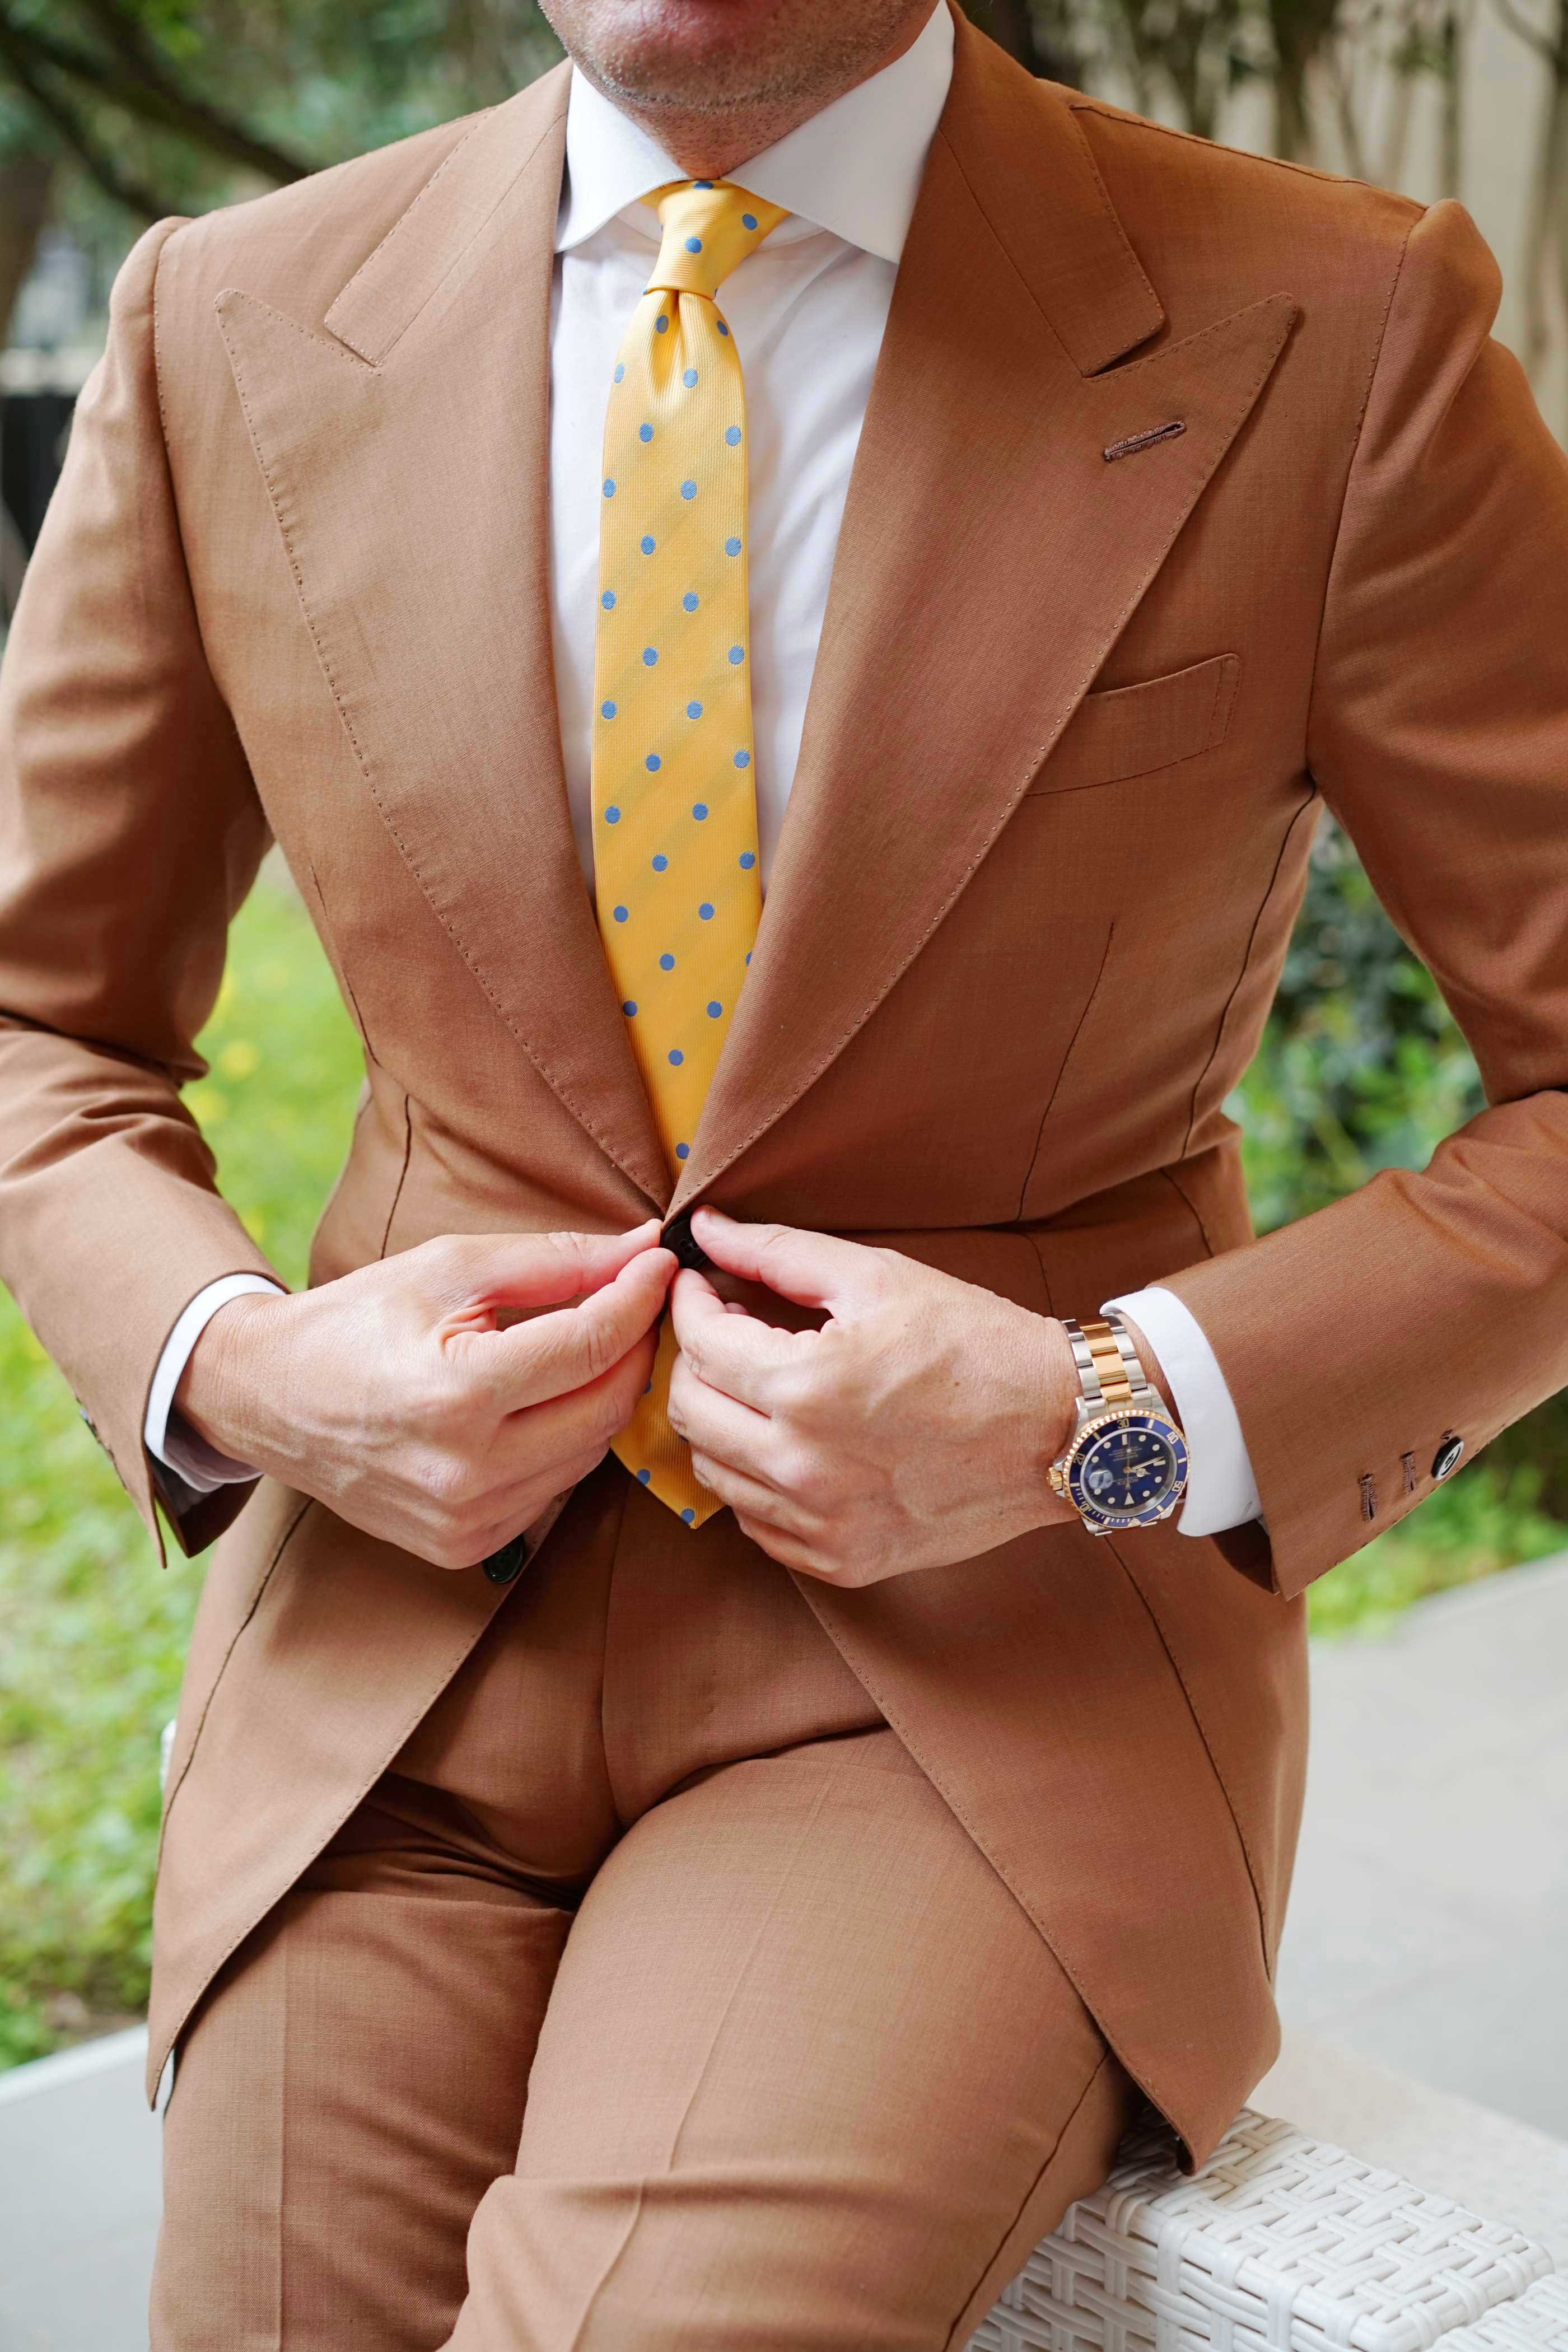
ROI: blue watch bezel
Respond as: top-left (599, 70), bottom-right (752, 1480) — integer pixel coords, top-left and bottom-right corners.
top-left (1066, 1407), bottom-right (1189, 1532)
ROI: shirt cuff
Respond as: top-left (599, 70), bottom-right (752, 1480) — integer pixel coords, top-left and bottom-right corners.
top-left (1102, 1284), bottom-right (1263, 1537)
top-left (143, 1273), bottom-right (285, 1495)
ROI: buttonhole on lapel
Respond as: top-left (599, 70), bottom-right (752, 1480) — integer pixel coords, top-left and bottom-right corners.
top-left (1103, 419), bottom-right (1186, 464)
top-left (1359, 1471), bottom-right (1378, 1522)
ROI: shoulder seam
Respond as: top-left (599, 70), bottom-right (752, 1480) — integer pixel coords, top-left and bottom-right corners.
top-left (150, 218), bottom-right (194, 463)
top-left (1303, 202), bottom-right (1426, 732)
top-left (1069, 96), bottom-right (1425, 212)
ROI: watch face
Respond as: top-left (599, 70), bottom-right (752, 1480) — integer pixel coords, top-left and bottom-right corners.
top-left (1068, 1412), bottom-right (1186, 1525)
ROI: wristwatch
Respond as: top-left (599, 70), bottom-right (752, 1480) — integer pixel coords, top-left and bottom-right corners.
top-left (1047, 1310), bottom-right (1189, 1536)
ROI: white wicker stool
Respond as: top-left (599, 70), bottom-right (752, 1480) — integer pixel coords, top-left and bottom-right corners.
top-left (967, 2109), bottom-right (1565, 2352)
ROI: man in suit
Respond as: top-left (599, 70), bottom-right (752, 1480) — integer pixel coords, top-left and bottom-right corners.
top-left (2, 0), bottom-right (1566, 2337)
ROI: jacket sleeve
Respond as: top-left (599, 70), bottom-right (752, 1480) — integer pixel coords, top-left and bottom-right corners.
top-left (0, 220), bottom-right (278, 1560)
top-left (1160, 198), bottom-right (1568, 1601)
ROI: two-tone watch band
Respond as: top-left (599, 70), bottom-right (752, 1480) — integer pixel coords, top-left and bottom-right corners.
top-left (1062, 1310), bottom-right (1152, 1411)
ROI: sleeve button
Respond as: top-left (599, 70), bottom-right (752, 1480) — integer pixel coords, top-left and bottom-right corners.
top-left (1431, 1434), bottom-right (1464, 1481)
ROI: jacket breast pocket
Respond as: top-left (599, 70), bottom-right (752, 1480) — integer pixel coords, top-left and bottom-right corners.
top-left (1028, 653), bottom-right (1240, 797)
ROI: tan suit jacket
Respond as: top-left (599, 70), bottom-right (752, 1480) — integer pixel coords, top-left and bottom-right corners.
top-left (3, 11), bottom-right (1567, 2168)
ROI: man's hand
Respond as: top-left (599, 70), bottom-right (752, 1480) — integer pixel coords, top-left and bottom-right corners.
top-left (175, 1223), bottom-right (675, 1569)
top-left (666, 1208), bottom-right (1084, 1583)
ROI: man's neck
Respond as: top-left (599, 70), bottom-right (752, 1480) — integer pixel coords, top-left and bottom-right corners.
top-left (562, 4), bottom-right (938, 181)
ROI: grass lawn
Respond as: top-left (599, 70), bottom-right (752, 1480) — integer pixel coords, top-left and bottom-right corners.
top-left (1, 870), bottom-right (1564, 2066)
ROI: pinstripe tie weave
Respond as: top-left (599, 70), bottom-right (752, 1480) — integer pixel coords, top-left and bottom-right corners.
top-left (592, 179), bottom-right (787, 1525)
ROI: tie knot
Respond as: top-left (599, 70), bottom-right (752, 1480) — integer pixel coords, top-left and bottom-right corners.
top-left (646, 180), bottom-right (787, 300)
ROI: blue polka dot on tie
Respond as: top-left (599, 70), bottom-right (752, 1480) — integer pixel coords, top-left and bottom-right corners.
top-left (745, 950), bottom-right (752, 964)
top-left (693, 179), bottom-right (713, 190)
top-left (643, 647), bottom-right (658, 666)
top-left (683, 368), bottom-right (698, 388)
top-left (605, 804), bottom-right (621, 822)
top-left (733, 749), bottom-right (750, 768)
top-left (680, 480), bottom-right (697, 501)
top-left (603, 478), bottom-right (616, 497)
top-left (637, 1467), bottom-right (652, 1483)
top-left (675, 1141), bottom-right (690, 1159)
top-left (698, 902), bottom-right (715, 921)
top-left (725, 426), bottom-right (741, 446)
top-left (728, 645), bottom-right (745, 665)
top-left (687, 699), bottom-right (703, 718)
top-left (641, 534), bottom-right (656, 555)
top-left (692, 802), bottom-right (708, 820)
top-left (601, 591), bottom-right (616, 610)
top-left (656, 315), bottom-right (670, 333)
top-left (681, 1506), bottom-right (696, 1523)
top-left (707, 1000), bottom-right (722, 1017)
top-left (725, 536), bottom-right (741, 557)
top-left (741, 212), bottom-right (758, 230)
top-left (739, 850), bottom-right (756, 869)
top-left (683, 592), bottom-right (698, 613)
top-left (614, 364), bottom-right (625, 383)
top-left (645, 753), bottom-right (661, 772)
top-left (601, 698), bottom-right (617, 717)
top-left (660, 952), bottom-right (675, 970)
top-left (669, 1048), bottom-right (684, 1065)
top-left (652, 853), bottom-right (668, 871)
top-left (685, 235), bottom-right (702, 254)
top-left (716, 319), bottom-right (730, 337)
top-left (613, 905), bottom-right (628, 923)
top-left (622, 1000), bottom-right (637, 1015)
top-left (638, 422), bottom-right (653, 443)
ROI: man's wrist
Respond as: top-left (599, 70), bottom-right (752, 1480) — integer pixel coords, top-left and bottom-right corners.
top-left (1033, 1315), bottom-right (1082, 1505)
top-left (174, 1289), bottom-right (282, 1464)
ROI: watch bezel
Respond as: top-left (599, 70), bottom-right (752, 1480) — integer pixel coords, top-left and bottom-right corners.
top-left (1061, 1407), bottom-right (1189, 1532)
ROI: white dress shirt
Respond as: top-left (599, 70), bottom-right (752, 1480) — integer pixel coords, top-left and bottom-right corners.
top-left (147, 6), bottom-right (1262, 1538)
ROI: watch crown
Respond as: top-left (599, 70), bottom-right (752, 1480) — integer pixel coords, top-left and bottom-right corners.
top-left (1048, 1465), bottom-right (1066, 1496)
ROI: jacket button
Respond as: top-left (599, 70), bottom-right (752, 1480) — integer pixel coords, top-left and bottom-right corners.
top-left (482, 1533), bottom-right (530, 1585)
top-left (1431, 1434), bottom-right (1464, 1481)
top-left (661, 1210), bottom-right (711, 1273)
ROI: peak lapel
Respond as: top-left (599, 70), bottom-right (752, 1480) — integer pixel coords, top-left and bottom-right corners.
top-left (217, 65), bottom-right (670, 1210)
top-left (671, 25), bottom-right (1295, 1212)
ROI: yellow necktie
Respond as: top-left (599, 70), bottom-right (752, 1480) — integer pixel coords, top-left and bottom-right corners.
top-left (592, 179), bottom-right (787, 1525)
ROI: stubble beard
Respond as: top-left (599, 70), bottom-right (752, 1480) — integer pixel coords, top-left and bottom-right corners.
top-left (544, 0), bottom-right (921, 128)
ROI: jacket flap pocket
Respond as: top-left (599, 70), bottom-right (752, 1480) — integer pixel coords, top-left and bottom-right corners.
top-left (1030, 654), bottom-right (1240, 796)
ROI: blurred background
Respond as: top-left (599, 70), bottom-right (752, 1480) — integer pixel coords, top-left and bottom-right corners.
top-left (1, 0), bottom-right (1565, 2094)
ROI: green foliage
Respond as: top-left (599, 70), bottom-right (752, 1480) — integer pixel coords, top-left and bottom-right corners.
top-left (1235, 817), bottom-right (1485, 1228)
top-left (0, 869), bottom-right (362, 2065)
top-left (0, 0), bottom-right (561, 315)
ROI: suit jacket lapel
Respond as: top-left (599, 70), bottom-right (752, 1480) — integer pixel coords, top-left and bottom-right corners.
top-left (671, 21), bottom-right (1295, 1212)
top-left (217, 64), bottom-right (670, 1210)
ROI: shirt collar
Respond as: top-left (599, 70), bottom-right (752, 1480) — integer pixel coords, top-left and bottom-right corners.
top-left (555, 2), bottom-right (953, 264)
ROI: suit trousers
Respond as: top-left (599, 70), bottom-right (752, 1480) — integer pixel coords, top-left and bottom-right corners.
top-left (150, 1460), bottom-right (1136, 2351)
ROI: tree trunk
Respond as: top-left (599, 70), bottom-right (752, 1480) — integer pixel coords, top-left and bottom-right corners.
top-left (1554, 90), bottom-right (1568, 434)
top-left (963, 0), bottom-right (1083, 83)
top-left (1520, 40), bottom-right (1568, 386)
top-left (1438, 0), bottom-right (1467, 195)
top-left (1273, 67), bottom-right (1315, 156)
top-left (0, 151), bottom-right (55, 348)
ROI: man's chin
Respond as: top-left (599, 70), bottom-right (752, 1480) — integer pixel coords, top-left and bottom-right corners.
top-left (544, 0), bottom-right (845, 117)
